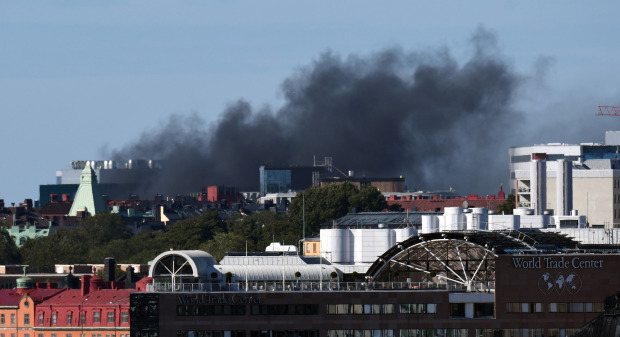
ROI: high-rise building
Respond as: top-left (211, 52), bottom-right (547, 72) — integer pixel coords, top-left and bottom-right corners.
top-left (510, 131), bottom-right (620, 227)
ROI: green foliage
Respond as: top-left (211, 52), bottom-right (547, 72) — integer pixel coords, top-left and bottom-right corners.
top-left (165, 211), bottom-right (225, 250)
top-left (288, 182), bottom-right (388, 235)
top-left (198, 232), bottom-right (247, 261)
top-left (496, 194), bottom-right (516, 215)
top-left (18, 185), bottom-right (394, 267)
top-left (20, 213), bottom-right (131, 271)
top-left (0, 226), bottom-right (21, 264)
top-left (349, 185), bottom-right (388, 212)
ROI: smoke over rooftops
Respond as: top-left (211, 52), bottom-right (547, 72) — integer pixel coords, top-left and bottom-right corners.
top-left (106, 28), bottom-right (523, 197)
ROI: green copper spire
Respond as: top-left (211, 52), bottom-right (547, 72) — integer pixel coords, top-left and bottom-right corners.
top-left (68, 164), bottom-right (107, 216)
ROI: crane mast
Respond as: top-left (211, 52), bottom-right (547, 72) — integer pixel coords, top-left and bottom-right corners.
top-left (597, 106), bottom-right (620, 116)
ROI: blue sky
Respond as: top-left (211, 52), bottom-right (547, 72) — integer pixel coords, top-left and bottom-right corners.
top-left (1, 1), bottom-right (619, 204)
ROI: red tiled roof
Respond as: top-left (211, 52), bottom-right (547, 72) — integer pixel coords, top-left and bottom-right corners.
top-left (389, 199), bottom-right (506, 212)
top-left (40, 289), bottom-right (133, 307)
top-left (0, 288), bottom-right (66, 306)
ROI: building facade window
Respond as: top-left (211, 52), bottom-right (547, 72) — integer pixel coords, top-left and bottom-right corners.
top-left (449, 303), bottom-right (465, 318)
top-left (549, 302), bottom-right (603, 313)
top-left (107, 312), bottom-right (114, 323)
top-left (38, 313), bottom-right (44, 325)
top-left (52, 313), bottom-right (57, 325)
top-left (24, 313), bottom-right (30, 325)
top-left (121, 311), bottom-right (128, 323)
top-left (399, 304), bottom-right (437, 314)
top-left (80, 313), bottom-right (85, 325)
top-left (67, 313), bottom-right (72, 325)
top-left (10, 314), bottom-right (15, 325)
top-left (507, 302), bottom-right (543, 313)
top-left (327, 304), bottom-right (395, 315)
top-left (1, 313), bottom-right (4, 325)
top-left (93, 312), bottom-right (100, 323)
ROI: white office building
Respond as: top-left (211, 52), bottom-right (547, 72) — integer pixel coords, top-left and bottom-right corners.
top-left (510, 131), bottom-right (620, 228)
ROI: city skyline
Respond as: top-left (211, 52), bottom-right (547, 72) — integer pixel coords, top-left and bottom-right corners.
top-left (1, 1), bottom-right (619, 204)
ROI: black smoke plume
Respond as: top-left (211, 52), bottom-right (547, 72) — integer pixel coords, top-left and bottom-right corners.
top-left (107, 28), bottom-right (523, 197)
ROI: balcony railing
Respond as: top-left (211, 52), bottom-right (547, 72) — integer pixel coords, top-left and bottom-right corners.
top-left (149, 281), bottom-right (495, 293)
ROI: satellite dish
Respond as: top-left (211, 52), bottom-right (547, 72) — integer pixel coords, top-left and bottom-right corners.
top-left (462, 201), bottom-right (469, 209)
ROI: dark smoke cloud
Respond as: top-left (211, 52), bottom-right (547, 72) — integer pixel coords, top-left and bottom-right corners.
top-left (107, 27), bottom-right (524, 197)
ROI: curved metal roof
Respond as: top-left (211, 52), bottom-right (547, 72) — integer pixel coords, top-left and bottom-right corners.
top-left (366, 230), bottom-right (580, 277)
top-left (149, 250), bottom-right (217, 278)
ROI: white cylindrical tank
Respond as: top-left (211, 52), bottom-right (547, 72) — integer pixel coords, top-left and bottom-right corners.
top-left (422, 215), bottom-right (439, 234)
top-left (319, 229), bottom-right (351, 264)
top-left (394, 228), bottom-right (417, 242)
top-left (513, 208), bottom-right (535, 216)
top-left (352, 229), bottom-right (394, 264)
top-left (466, 208), bottom-right (488, 230)
top-left (443, 207), bottom-right (465, 231)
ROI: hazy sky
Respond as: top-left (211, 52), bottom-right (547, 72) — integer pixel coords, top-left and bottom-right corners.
top-left (1, 1), bottom-right (619, 204)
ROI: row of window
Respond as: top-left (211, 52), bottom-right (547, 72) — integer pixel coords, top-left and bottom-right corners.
top-left (549, 302), bottom-right (603, 313)
top-left (507, 302), bottom-right (603, 314)
top-left (327, 304), bottom-right (396, 315)
top-left (329, 330), bottom-right (463, 337)
top-left (401, 330), bottom-right (467, 337)
top-left (476, 328), bottom-right (579, 337)
top-left (0, 313), bottom-right (15, 325)
top-left (450, 303), bottom-right (494, 318)
top-left (506, 302), bottom-right (543, 313)
top-left (327, 330), bottom-right (395, 337)
top-left (37, 311), bottom-right (129, 325)
top-left (177, 304), bottom-right (320, 316)
top-left (326, 304), bottom-right (437, 315)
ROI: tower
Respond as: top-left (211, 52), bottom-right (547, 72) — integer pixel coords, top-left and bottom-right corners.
top-left (68, 164), bottom-right (106, 216)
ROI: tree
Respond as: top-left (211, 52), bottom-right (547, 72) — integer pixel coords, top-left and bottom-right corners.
top-left (496, 194), bottom-right (516, 215)
top-left (198, 232), bottom-right (247, 261)
top-left (288, 182), bottom-right (389, 235)
top-left (0, 227), bottom-right (20, 264)
top-left (349, 185), bottom-right (388, 212)
top-left (164, 211), bottom-right (225, 250)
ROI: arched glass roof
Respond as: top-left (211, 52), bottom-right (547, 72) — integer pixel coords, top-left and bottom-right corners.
top-left (366, 230), bottom-right (581, 287)
top-left (149, 250), bottom-right (217, 278)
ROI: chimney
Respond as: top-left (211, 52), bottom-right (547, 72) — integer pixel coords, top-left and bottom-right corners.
top-left (104, 257), bottom-right (115, 283)
top-left (126, 266), bottom-right (135, 284)
top-left (62, 194), bottom-right (70, 202)
top-left (81, 275), bottom-right (91, 296)
top-left (50, 194), bottom-right (59, 203)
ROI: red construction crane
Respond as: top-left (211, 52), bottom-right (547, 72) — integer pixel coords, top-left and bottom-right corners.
top-left (598, 106), bottom-right (620, 116)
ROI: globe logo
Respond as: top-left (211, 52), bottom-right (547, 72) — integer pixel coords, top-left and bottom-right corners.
top-left (537, 272), bottom-right (582, 295)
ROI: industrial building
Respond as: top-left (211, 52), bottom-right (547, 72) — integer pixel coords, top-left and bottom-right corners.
top-left (510, 130), bottom-right (620, 227)
top-left (131, 228), bottom-right (620, 337)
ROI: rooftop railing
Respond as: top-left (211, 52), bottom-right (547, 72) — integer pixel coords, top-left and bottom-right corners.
top-left (149, 280), bottom-right (495, 293)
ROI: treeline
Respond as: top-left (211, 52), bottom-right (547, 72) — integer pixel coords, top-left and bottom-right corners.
top-left (1, 183), bottom-right (391, 272)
